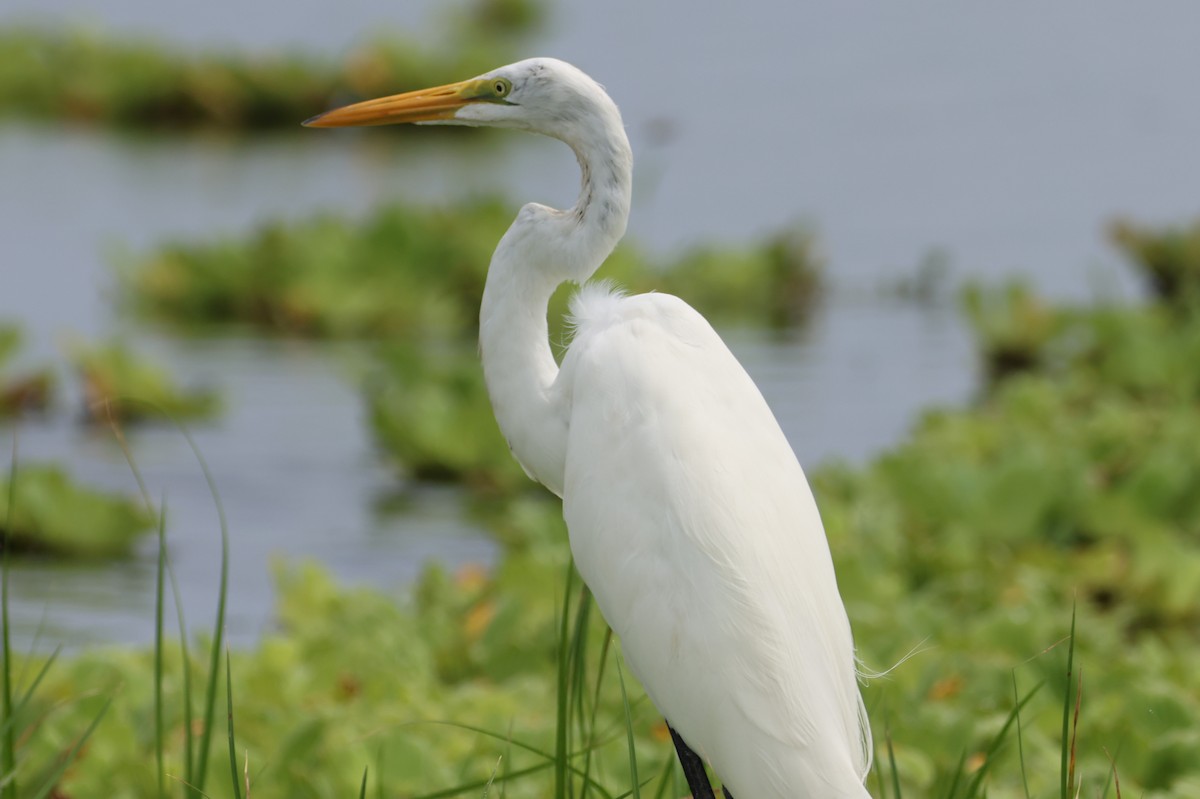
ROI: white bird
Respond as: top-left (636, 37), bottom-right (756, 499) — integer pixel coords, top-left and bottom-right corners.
top-left (306, 58), bottom-right (872, 799)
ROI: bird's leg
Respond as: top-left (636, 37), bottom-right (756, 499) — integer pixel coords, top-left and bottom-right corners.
top-left (722, 788), bottom-right (735, 799)
top-left (668, 725), bottom-right (717, 799)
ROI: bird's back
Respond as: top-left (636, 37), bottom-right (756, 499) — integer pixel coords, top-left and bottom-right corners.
top-left (557, 285), bottom-right (871, 799)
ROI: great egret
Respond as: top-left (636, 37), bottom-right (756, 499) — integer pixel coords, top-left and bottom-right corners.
top-left (306, 58), bottom-right (872, 799)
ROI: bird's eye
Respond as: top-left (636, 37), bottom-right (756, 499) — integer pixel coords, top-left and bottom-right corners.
top-left (493, 78), bottom-right (511, 97)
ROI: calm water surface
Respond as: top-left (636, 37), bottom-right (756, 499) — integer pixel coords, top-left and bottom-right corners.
top-left (2, 0), bottom-right (1198, 647)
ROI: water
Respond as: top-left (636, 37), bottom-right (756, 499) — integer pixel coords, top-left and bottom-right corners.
top-left (2, 0), bottom-right (1199, 648)
top-left (3, 337), bottom-right (497, 646)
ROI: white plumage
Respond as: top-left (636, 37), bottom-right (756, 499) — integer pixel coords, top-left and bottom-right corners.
top-left (563, 287), bottom-right (871, 798)
top-left (307, 56), bottom-right (872, 799)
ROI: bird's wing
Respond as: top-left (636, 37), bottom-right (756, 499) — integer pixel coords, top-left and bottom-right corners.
top-left (556, 287), bottom-right (869, 794)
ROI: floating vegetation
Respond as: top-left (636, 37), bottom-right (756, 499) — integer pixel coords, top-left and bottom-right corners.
top-left (67, 339), bottom-right (220, 424)
top-left (0, 323), bottom-right (54, 417)
top-left (961, 279), bottom-right (1060, 381)
top-left (367, 343), bottom-right (527, 494)
top-left (119, 199), bottom-right (823, 339)
top-left (0, 464), bottom-right (155, 557)
top-left (1110, 216), bottom-right (1200, 306)
top-left (0, 0), bottom-right (543, 130)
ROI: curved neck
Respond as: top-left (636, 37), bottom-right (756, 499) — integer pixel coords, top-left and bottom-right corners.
top-left (479, 117), bottom-right (632, 496)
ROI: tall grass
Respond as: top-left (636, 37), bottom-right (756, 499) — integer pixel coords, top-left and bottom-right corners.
top-left (871, 607), bottom-right (1098, 799)
top-left (106, 406), bottom-right (242, 799)
top-left (2, 437), bottom-right (18, 799)
top-left (1, 433), bottom-right (112, 799)
top-left (387, 559), bottom-right (671, 799)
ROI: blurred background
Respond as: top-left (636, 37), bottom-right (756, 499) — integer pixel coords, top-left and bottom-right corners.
top-left (1, 1), bottom-right (1199, 796)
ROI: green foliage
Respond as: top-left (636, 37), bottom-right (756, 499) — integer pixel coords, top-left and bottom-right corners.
top-left (119, 199), bottom-right (822, 340)
top-left (0, 0), bottom-right (543, 130)
top-left (1111, 217), bottom-right (1200, 306)
top-left (67, 339), bottom-right (221, 424)
top-left (0, 324), bottom-right (54, 418)
top-left (819, 296), bottom-right (1200, 797)
top-left (12, 553), bottom-right (669, 799)
top-left (121, 200), bottom-right (515, 338)
top-left (0, 464), bottom-right (155, 557)
top-left (961, 280), bottom-right (1058, 381)
top-left (643, 225), bottom-right (823, 330)
top-left (367, 344), bottom-right (528, 493)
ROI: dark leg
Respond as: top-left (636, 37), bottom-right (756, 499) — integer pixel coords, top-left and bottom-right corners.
top-left (668, 725), bottom-right (716, 799)
top-left (722, 788), bottom-right (735, 799)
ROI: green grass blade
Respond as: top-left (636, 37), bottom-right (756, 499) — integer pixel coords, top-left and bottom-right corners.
top-left (873, 737), bottom-right (889, 799)
top-left (10, 646), bottom-right (61, 726)
top-left (106, 409), bottom-right (199, 793)
top-left (615, 659), bottom-right (640, 799)
top-left (1060, 605), bottom-right (1077, 799)
top-left (962, 681), bottom-right (1043, 798)
top-left (225, 650), bottom-right (243, 799)
top-left (376, 744), bottom-right (385, 799)
top-left (1100, 744), bottom-right (1123, 799)
top-left (1013, 673), bottom-right (1032, 799)
top-left (166, 556), bottom-right (195, 788)
top-left (569, 586), bottom-right (592, 785)
top-left (414, 720), bottom-right (615, 799)
top-left (555, 562), bottom-right (576, 799)
top-left (2, 435), bottom-right (17, 799)
top-left (408, 761), bottom-right (553, 799)
top-left (941, 749), bottom-right (966, 799)
top-left (649, 750), bottom-right (675, 799)
top-left (501, 723), bottom-right (511, 799)
top-left (482, 756), bottom-right (503, 798)
top-left (183, 425), bottom-right (231, 797)
top-left (27, 693), bottom-right (114, 799)
top-left (612, 775), bottom-right (657, 799)
top-left (0, 647), bottom-right (63, 787)
top-left (154, 500), bottom-right (168, 799)
top-left (886, 729), bottom-right (902, 799)
top-left (1068, 667), bottom-right (1082, 799)
top-left (580, 625), bottom-right (613, 799)
top-left (359, 766), bottom-right (369, 799)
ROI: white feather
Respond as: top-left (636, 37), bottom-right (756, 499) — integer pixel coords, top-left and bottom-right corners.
top-left (560, 291), bottom-right (872, 797)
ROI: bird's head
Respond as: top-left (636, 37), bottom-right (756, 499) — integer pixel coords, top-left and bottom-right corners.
top-left (303, 57), bottom-right (619, 143)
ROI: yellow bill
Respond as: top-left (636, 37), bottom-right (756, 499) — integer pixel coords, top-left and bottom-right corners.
top-left (303, 76), bottom-right (514, 128)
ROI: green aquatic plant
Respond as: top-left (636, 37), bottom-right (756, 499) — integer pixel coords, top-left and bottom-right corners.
top-left (66, 339), bottom-right (221, 424)
top-left (961, 279), bottom-right (1059, 381)
top-left (0, 324), bottom-right (54, 418)
top-left (366, 344), bottom-right (529, 494)
top-left (813, 296), bottom-right (1200, 796)
top-left (121, 200), bottom-right (514, 338)
top-left (0, 0), bottom-right (543, 130)
top-left (119, 199), bottom-right (822, 339)
top-left (0, 464), bottom-right (155, 557)
top-left (1110, 217), bottom-right (1200, 307)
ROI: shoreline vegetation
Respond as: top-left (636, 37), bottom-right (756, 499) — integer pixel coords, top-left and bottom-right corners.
top-left (1, 217), bottom-right (1198, 796)
top-left (0, 0), bottom-right (543, 131)
top-left (118, 199), bottom-right (823, 339)
top-left (0, 331), bottom-right (220, 556)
